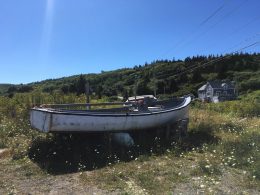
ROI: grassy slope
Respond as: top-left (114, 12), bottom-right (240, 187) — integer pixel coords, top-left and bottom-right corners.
top-left (79, 108), bottom-right (260, 194)
top-left (0, 92), bottom-right (259, 194)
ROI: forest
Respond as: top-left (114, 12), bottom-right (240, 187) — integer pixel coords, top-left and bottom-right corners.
top-left (1, 53), bottom-right (260, 100)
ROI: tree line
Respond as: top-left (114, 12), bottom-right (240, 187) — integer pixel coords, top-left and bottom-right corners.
top-left (4, 52), bottom-right (260, 98)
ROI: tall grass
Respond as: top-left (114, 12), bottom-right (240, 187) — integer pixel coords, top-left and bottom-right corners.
top-left (193, 90), bottom-right (260, 117)
top-left (0, 92), bottom-right (123, 155)
top-left (79, 108), bottom-right (260, 193)
top-left (189, 108), bottom-right (260, 180)
top-left (0, 91), bottom-right (259, 194)
top-left (0, 92), bottom-right (88, 153)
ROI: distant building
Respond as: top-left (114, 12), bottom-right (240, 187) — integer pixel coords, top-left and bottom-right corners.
top-left (198, 80), bottom-right (237, 103)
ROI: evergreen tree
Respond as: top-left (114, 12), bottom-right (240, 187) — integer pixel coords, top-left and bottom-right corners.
top-left (123, 88), bottom-right (129, 100)
top-left (96, 85), bottom-right (103, 99)
top-left (191, 69), bottom-right (203, 82)
top-left (76, 74), bottom-right (86, 95)
top-left (136, 79), bottom-right (152, 95)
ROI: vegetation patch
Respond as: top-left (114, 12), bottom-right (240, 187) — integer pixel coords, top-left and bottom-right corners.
top-left (0, 88), bottom-right (259, 194)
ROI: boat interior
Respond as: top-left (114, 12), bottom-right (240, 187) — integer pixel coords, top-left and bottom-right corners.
top-left (40, 97), bottom-right (186, 114)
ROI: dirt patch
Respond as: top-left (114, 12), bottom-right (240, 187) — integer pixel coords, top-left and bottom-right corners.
top-left (0, 158), bottom-right (118, 195)
top-left (0, 148), bottom-right (11, 159)
top-left (172, 168), bottom-right (260, 195)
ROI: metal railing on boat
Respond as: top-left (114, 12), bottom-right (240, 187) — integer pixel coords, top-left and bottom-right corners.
top-left (39, 102), bottom-right (134, 111)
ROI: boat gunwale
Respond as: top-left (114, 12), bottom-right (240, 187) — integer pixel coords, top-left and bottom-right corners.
top-left (30, 96), bottom-right (191, 117)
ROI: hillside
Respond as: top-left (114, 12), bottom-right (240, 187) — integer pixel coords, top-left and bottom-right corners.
top-left (0, 54), bottom-right (259, 194)
top-left (0, 84), bottom-right (13, 96)
top-left (2, 53), bottom-right (260, 98)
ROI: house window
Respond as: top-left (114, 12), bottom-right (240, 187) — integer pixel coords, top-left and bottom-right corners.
top-left (207, 87), bottom-right (212, 96)
top-left (222, 83), bottom-right (228, 90)
top-left (223, 91), bottom-right (227, 95)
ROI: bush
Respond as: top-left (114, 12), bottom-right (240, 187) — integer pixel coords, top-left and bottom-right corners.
top-left (193, 91), bottom-right (260, 117)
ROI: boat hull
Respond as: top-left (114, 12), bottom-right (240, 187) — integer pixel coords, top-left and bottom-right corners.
top-left (30, 97), bottom-right (191, 133)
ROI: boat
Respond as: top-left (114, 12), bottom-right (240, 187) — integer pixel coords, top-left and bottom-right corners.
top-left (30, 95), bottom-right (191, 133)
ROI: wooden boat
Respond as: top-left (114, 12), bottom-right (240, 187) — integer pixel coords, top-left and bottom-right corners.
top-left (30, 95), bottom-right (191, 133)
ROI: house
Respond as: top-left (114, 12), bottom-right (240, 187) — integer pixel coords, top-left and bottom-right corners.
top-left (198, 80), bottom-right (237, 103)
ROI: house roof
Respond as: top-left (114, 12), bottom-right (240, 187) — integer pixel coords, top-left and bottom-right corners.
top-left (198, 84), bottom-right (207, 91)
top-left (208, 80), bottom-right (235, 89)
top-left (198, 80), bottom-right (235, 91)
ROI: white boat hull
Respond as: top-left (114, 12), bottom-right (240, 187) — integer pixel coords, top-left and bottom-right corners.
top-left (30, 97), bottom-right (191, 133)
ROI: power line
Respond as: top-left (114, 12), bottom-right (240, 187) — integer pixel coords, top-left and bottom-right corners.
top-left (161, 0), bottom-right (248, 60)
top-left (177, 41), bottom-right (259, 76)
top-left (160, 0), bottom-right (228, 58)
top-left (222, 32), bottom-right (260, 54)
top-left (199, 2), bottom-right (226, 26)
top-left (176, 0), bottom-right (249, 52)
top-left (153, 41), bottom-right (260, 79)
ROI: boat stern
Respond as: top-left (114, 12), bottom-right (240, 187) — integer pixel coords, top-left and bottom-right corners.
top-left (30, 108), bottom-right (52, 133)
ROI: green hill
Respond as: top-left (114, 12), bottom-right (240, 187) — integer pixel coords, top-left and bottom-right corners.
top-left (0, 84), bottom-right (13, 95)
top-left (0, 54), bottom-right (259, 194)
top-left (3, 53), bottom-right (260, 98)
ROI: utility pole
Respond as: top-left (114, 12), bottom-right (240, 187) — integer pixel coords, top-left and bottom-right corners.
top-left (85, 82), bottom-right (90, 109)
top-left (134, 74), bottom-right (138, 102)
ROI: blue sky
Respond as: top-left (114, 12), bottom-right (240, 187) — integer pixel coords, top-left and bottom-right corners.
top-left (0, 0), bottom-right (260, 84)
